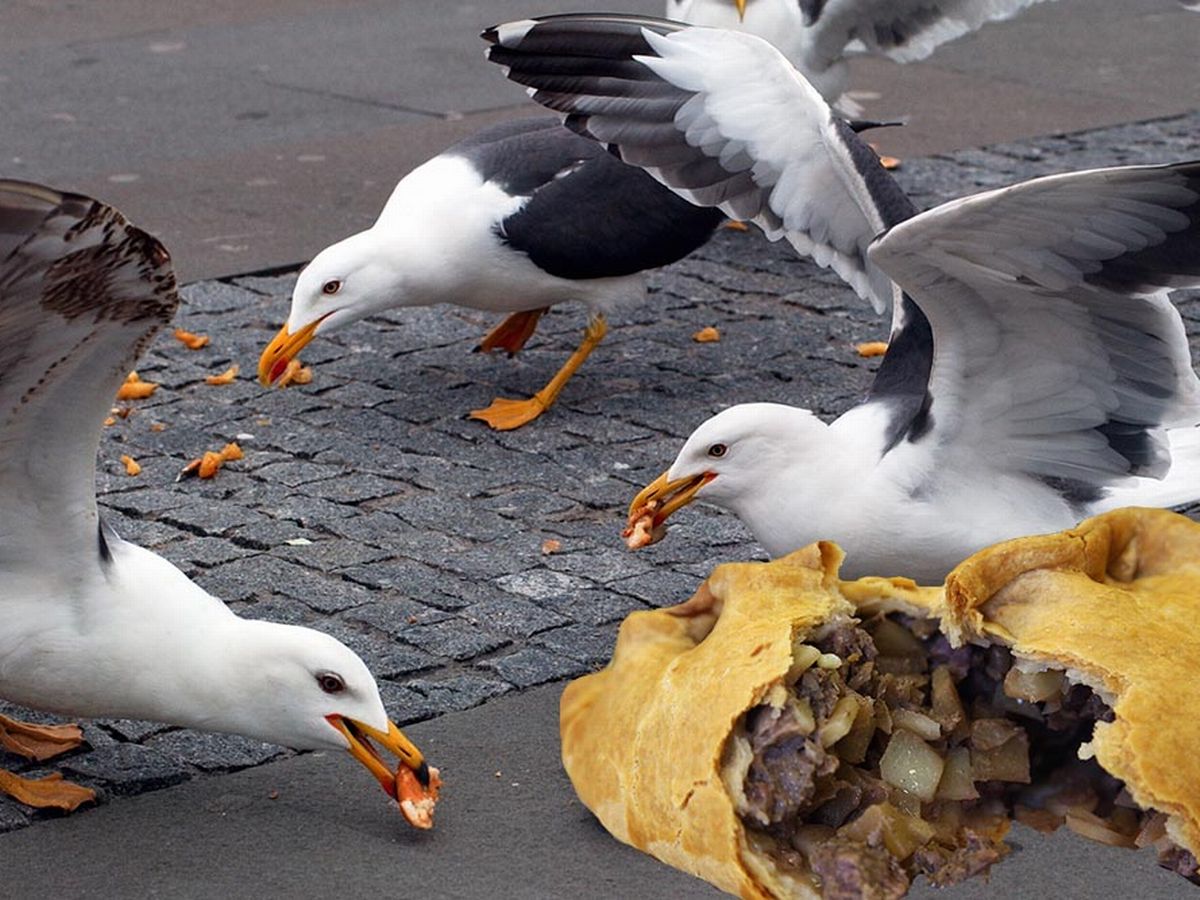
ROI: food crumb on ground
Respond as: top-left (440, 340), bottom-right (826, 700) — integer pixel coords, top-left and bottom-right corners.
top-left (277, 359), bottom-right (313, 388)
top-left (205, 364), bottom-right (239, 385)
top-left (693, 326), bottom-right (721, 343)
top-left (178, 442), bottom-right (245, 481)
top-left (541, 538), bottom-right (561, 555)
top-left (116, 371), bottom-right (158, 401)
top-left (173, 328), bottom-right (210, 350)
top-left (119, 455), bottom-right (141, 476)
top-left (855, 341), bottom-right (889, 358)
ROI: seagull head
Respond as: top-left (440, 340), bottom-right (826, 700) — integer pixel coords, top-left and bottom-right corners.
top-left (227, 619), bottom-right (432, 799)
top-left (258, 231), bottom-right (399, 386)
top-left (625, 403), bottom-right (825, 547)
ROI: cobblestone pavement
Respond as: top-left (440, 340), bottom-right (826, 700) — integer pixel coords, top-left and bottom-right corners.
top-left (2, 112), bottom-right (1198, 832)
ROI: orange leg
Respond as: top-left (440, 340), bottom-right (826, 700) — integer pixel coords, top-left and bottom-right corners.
top-left (0, 714), bottom-right (95, 811)
top-left (469, 315), bottom-right (608, 431)
top-left (475, 307), bottom-right (549, 356)
top-left (0, 769), bottom-right (95, 811)
top-left (0, 714), bottom-right (85, 761)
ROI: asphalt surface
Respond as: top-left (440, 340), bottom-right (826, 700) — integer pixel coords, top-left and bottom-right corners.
top-left (2, 0), bottom-right (1200, 897)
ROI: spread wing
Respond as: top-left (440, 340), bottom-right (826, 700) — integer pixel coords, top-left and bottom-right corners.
top-left (869, 161), bottom-right (1200, 493)
top-left (800, 0), bottom-right (1050, 71)
top-left (0, 180), bottom-right (178, 573)
top-left (485, 13), bottom-right (914, 316)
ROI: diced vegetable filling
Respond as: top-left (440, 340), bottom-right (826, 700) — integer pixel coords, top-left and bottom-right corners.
top-left (731, 616), bottom-right (1196, 897)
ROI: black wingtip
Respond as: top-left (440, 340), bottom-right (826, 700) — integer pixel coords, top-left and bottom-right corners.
top-left (846, 118), bottom-right (907, 134)
top-left (481, 25), bottom-right (499, 44)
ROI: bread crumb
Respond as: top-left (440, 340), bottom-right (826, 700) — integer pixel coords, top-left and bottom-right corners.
top-left (120, 455), bottom-right (141, 476)
top-left (693, 326), bottom-right (721, 343)
top-left (116, 371), bottom-right (158, 401)
top-left (855, 341), bottom-right (889, 358)
top-left (541, 539), bottom-right (562, 555)
top-left (174, 328), bottom-right (210, 350)
top-left (205, 364), bottom-right (239, 385)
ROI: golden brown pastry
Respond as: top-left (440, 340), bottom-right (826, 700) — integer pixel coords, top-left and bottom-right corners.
top-left (561, 508), bottom-right (1200, 898)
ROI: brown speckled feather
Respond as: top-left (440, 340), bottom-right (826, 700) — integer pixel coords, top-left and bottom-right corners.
top-left (0, 180), bottom-right (178, 571)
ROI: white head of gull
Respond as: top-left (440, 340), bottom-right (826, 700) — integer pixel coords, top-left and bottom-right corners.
top-left (257, 117), bottom-right (724, 430)
top-left (0, 181), bottom-right (432, 816)
top-left (488, 15), bottom-right (1200, 584)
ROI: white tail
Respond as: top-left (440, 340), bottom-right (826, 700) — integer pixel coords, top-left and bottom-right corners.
top-left (1099, 425), bottom-right (1200, 511)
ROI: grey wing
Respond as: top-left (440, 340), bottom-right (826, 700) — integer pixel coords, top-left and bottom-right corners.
top-left (803, 0), bottom-right (1050, 71)
top-left (0, 180), bottom-right (178, 572)
top-left (868, 160), bottom-right (1200, 490)
top-left (485, 13), bottom-right (915, 316)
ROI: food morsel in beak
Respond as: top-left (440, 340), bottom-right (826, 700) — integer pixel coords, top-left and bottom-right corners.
top-left (328, 715), bottom-right (441, 829)
top-left (257, 317), bottom-right (323, 386)
top-left (623, 470), bottom-right (714, 549)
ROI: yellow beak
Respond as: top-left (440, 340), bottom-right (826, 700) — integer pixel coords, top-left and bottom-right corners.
top-left (734, 0), bottom-right (748, 20)
top-left (258, 318), bottom-right (324, 386)
top-left (326, 714), bottom-right (429, 797)
top-left (624, 469), bottom-right (715, 547)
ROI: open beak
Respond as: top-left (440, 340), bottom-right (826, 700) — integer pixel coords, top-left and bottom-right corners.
top-left (734, 0), bottom-right (748, 20)
top-left (624, 469), bottom-right (715, 547)
top-left (326, 714), bottom-right (430, 798)
top-left (257, 316), bottom-right (326, 386)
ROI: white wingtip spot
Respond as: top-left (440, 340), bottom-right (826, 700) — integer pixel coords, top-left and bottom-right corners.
top-left (495, 19), bottom-right (538, 47)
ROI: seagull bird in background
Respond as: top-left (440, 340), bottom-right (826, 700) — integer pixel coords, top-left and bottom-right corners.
top-left (258, 118), bottom-right (724, 430)
top-left (486, 15), bottom-right (1200, 583)
top-left (665, 0), bottom-right (1051, 112)
top-left (0, 181), bottom-right (434, 817)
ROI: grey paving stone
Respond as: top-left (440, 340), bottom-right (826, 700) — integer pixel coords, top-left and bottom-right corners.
top-left (62, 744), bottom-right (194, 796)
top-left (145, 731), bottom-right (289, 772)
top-left (460, 597), bottom-right (570, 638)
top-left (532, 624), bottom-right (619, 666)
top-left (478, 647), bottom-right (590, 689)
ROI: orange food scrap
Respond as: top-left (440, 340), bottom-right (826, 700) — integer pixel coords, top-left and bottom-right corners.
top-left (541, 538), bottom-right (562, 555)
top-left (150, 422), bottom-right (167, 433)
top-left (179, 441), bottom-right (245, 481)
top-left (855, 341), bottom-right (889, 358)
top-left (116, 371), bottom-right (158, 401)
top-left (173, 328), bottom-right (210, 350)
top-left (276, 359), bottom-right (313, 388)
top-left (693, 326), bottom-right (721, 343)
top-left (723, 220), bottom-right (750, 232)
top-left (119, 455), bottom-right (142, 476)
top-left (396, 765), bottom-right (441, 830)
top-left (103, 416), bottom-right (117, 427)
top-left (205, 364), bottom-right (239, 386)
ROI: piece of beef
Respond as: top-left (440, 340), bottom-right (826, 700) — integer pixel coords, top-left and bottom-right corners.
top-left (743, 733), bottom-right (837, 826)
top-left (808, 836), bottom-right (910, 900)
top-left (797, 667), bottom-right (844, 720)
top-left (1158, 844), bottom-right (1200, 885)
top-left (911, 831), bottom-right (1006, 886)
top-left (925, 634), bottom-right (973, 681)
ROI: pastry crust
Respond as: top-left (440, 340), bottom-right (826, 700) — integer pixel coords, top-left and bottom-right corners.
top-left (561, 508), bottom-right (1200, 897)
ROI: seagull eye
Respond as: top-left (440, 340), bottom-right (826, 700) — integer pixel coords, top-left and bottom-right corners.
top-left (317, 672), bottom-right (346, 694)
top-left (707, 443), bottom-right (728, 459)
top-left (321, 279), bottom-right (342, 296)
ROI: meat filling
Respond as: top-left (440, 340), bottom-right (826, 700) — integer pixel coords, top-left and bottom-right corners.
top-left (729, 615), bottom-right (1196, 897)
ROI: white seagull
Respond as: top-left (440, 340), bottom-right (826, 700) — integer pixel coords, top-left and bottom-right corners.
top-left (486, 16), bottom-right (1200, 583)
top-left (257, 117), bottom-right (724, 430)
top-left (0, 181), bottom-right (435, 817)
top-left (664, 0), bottom-right (1050, 112)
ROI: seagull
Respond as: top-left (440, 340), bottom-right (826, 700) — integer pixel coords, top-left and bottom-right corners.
top-left (0, 180), bottom-right (434, 815)
top-left (257, 117), bottom-right (724, 430)
top-left (664, 0), bottom-right (1050, 112)
top-left (485, 15), bottom-right (1200, 583)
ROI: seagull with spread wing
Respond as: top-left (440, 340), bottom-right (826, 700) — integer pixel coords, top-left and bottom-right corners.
top-left (0, 181), bottom-right (437, 820)
top-left (486, 15), bottom-right (1200, 582)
